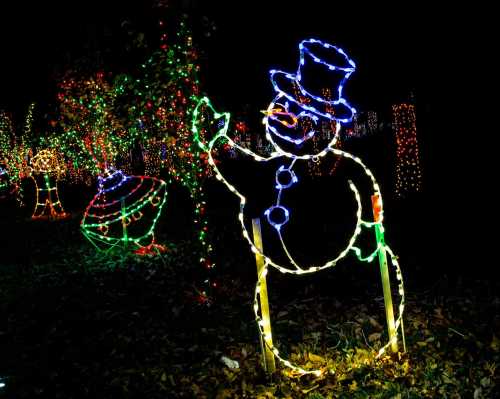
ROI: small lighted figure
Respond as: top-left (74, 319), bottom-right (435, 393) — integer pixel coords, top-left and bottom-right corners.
top-left (0, 166), bottom-right (16, 200)
top-left (81, 167), bottom-right (168, 255)
top-left (30, 149), bottom-right (69, 220)
top-left (193, 39), bottom-right (405, 375)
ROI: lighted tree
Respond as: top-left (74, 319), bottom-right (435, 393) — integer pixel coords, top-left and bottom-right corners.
top-left (51, 71), bottom-right (168, 254)
top-left (121, 18), bottom-right (215, 298)
top-left (0, 105), bottom-right (35, 204)
top-left (51, 71), bottom-right (129, 175)
top-left (0, 111), bottom-right (15, 199)
top-left (0, 111), bottom-right (13, 167)
top-left (367, 110), bottom-right (378, 133)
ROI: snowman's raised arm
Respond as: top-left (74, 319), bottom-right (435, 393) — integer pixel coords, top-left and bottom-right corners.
top-left (192, 97), bottom-right (277, 162)
top-left (192, 97), bottom-right (280, 201)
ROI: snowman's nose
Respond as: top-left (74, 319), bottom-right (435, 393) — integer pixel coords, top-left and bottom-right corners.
top-left (262, 109), bottom-right (298, 128)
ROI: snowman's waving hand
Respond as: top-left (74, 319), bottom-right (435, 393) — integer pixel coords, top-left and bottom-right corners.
top-left (192, 97), bottom-right (231, 154)
top-left (192, 97), bottom-right (281, 215)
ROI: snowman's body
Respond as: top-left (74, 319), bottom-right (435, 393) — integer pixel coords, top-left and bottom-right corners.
top-left (211, 136), bottom-right (381, 273)
top-left (204, 88), bottom-right (384, 274)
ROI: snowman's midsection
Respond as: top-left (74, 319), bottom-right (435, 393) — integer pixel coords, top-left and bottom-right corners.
top-left (250, 175), bottom-right (361, 270)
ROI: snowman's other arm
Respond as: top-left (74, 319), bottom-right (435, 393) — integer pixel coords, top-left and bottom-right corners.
top-left (191, 96), bottom-right (245, 196)
top-left (330, 149), bottom-right (389, 260)
top-left (332, 148), bottom-right (384, 220)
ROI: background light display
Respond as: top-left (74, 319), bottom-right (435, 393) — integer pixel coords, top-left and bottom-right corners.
top-left (392, 103), bottom-right (422, 197)
top-left (118, 18), bottom-right (216, 298)
top-left (28, 18), bottom-right (217, 297)
top-left (0, 106), bottom-right (35, 205)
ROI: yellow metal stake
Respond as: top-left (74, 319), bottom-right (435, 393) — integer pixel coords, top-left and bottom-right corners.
top-left (252, 218), bottom-right (276, 373)
top-left (371, 194), bottom-right (398, 353)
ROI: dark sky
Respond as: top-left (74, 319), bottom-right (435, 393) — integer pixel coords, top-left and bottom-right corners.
top-left (0, 1), bottom-right (460, 114)
top-left (0, 0), bottom-right (466, 189)
top-left (0, 0), bottom-right (468, 183)
top-left (0, 1), bottom-right (483, 263)
top-left (0, 2), bottom-right (468, 173)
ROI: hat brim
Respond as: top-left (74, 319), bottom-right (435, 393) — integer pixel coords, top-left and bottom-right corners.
top-left (270, 70), bottom-right (355, 123)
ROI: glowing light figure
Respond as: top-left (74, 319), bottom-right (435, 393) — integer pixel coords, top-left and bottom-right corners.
top-left (81, 167), bottom-right (168, 254)
top-left (30, 149), bottom-right (69, 220)
top-left (193, 38), bottom-right (406, 375)
top-left (0, 166), bottom-right (17, 199)
top-left (48, 71), bottom-right (169, 255)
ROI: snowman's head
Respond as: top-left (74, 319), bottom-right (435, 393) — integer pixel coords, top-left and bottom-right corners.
top-left (263, 93), bottom-right (340, 155)
top-left (263, 39), bottom-right (357, 155)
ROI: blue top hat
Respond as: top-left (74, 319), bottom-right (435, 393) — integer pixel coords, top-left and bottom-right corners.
top-left (270, 38), bottom-right (357, 123)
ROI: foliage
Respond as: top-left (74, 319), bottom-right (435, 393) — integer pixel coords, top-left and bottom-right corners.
top-left (0, 214), bottom-right (498, 398)
top-left (0, 105), bottom-right (35, 203)
top-left (46, 71), bottom-right (130, 175)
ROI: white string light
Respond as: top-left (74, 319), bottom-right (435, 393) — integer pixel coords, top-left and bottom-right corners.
top-left (192, 37), bottom-right (405, 375)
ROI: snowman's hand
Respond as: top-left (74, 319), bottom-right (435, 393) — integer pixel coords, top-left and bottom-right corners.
top-left (192, 97), bottom-right (231, 154)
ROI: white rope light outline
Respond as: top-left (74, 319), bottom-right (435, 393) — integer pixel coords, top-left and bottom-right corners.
top-left (193, 96), bottom-right (405, 375)
top-left (193, 39), bottom-right (405, 375)
top-left (81, 167), bottom-right (168, 252)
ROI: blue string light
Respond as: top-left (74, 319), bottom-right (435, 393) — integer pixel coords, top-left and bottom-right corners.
top-left (269, 38), bottom-right (357, 123)
top-left (264, 205), bottom-right (290, 231)
top-left (98, 168), bottom-right (132, 194)
top-left (275, 164), bottom-right (298, 190)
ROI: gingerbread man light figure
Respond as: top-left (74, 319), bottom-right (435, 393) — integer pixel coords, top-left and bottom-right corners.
top-left (30, 148), bottom-right (69, 220)
top-left (193, 39), bottom-right (405, 375)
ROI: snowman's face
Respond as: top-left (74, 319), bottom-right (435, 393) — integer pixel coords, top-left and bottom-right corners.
top-left (264, 93), bottom-right (337, 155)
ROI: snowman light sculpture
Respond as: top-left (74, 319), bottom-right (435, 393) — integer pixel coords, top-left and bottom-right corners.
top-left (193, 39), bottom-right (405, 375)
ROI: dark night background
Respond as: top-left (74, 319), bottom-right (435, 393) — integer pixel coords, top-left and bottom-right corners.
top-left (0, 0), bottom-right (478, 269)
top-left (0, 2), bottom-right (497, 398)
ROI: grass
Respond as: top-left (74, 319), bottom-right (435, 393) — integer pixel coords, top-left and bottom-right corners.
top-left (0, 205), bottom-right (499, 398)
